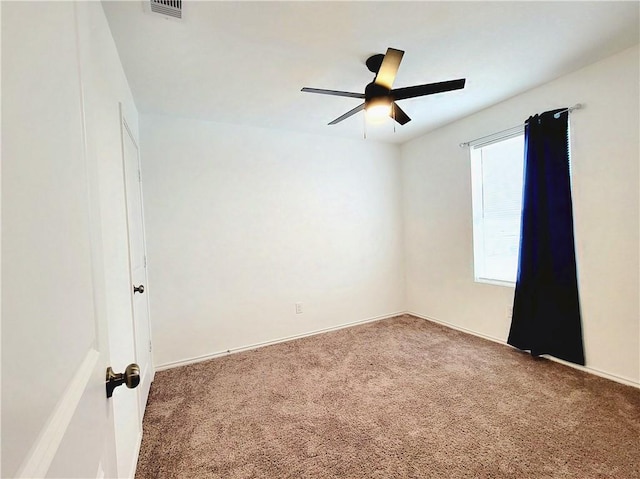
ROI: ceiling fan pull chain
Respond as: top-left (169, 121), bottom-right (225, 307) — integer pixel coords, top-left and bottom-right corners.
top-left (363, 113), bottom-right (367, 140)
top-left (393, 104), bottom-right (396, 133)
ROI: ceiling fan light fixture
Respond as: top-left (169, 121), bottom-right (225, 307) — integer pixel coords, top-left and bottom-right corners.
top-left (365, 97), bottom-right (392, 123)
top-left (301, 47), bottom-right (466, 128)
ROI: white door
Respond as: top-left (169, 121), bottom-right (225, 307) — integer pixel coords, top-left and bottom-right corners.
top-left (3, 2), bottom-right (121, 478)
top-left (106, 112), bottom-right (155, 479)
top-left (2, 2), bottom-right (146, 478)
top-left (121, 113), bottom-right (154, 413)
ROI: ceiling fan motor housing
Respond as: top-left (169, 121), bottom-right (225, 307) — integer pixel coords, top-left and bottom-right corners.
top-left (364, 82), bottom-right (391, 107)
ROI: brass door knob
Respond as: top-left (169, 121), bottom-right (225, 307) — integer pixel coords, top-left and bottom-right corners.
top-left (133, 284), bottom-right (145, 294)
top-left (106, 363), bottom-right (140, 398)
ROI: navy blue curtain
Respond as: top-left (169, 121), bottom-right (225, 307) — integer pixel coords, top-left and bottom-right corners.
top-left (507, 109), bottom-right (585, 365)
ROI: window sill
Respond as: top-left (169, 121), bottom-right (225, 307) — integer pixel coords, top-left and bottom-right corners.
top-left (475, 277), bottom-right (516, 288)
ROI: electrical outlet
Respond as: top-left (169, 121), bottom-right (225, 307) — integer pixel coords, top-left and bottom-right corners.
top-left (295, 302), bottom-right (303, 314)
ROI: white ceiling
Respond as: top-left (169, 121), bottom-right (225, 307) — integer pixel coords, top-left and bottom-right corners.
top-left (102, 1), bottom-right (639, 144)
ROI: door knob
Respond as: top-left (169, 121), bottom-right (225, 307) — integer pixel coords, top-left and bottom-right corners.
top-left (106, 363), bottom-right (140, 398)
top-left (133, 284), bottom-right (145, 294)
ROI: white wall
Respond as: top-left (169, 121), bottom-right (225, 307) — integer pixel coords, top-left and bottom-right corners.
top-left (140, 117), bottom-right (405, 367)
top-left (401, 45), bottom-right (639, 384)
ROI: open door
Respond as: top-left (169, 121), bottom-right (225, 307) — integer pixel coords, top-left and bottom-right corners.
top-left (121, 110), bottom-right (154, 414)
top-left (105, 109), bottom-right (156, 478)
top-left (2, 2), bottom-right (148, 478)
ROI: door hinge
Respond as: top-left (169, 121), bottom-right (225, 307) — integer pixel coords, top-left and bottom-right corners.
top-left (149, 340), bottom-right (152, 352)
top-left (144, 255), bottom-right (147, 267)
top-left (138, 169), bottom-right (142, 182)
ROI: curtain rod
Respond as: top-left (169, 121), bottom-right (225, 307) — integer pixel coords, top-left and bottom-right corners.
top-left (459, 103), bottom-right (584, 148)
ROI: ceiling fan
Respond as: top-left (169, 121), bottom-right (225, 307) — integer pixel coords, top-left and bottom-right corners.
top-left (302, 47), bottom-right (466, 126)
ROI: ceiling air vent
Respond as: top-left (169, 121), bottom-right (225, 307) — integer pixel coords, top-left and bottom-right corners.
top-left (149, 0), bottom-right (182, 19)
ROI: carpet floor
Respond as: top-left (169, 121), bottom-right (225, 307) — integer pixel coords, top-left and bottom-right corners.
top-left (136, 315), bottom-right (640, 478)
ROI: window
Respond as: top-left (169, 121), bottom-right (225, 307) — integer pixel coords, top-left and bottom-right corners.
top-left (470, 132), bottom-right (525, 286)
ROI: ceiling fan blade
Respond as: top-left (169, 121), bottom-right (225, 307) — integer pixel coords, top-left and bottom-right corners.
top-left (328, 103), bottom-right (365, 125)
top-left (391, 103), bottom-right (411, 125)
top-left (374, 48), bottom-right (404, 90)
top-left (301, 87), bottom-right (365, 99)
top-left (392, 79), bottom-right (466, 101)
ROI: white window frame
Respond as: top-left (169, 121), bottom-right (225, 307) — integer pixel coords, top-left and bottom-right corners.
top-left (470, 129), bottom-right (525, 287)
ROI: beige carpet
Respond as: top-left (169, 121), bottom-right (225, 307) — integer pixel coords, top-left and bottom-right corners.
top-left (136, 315), bottom-right (640, 478)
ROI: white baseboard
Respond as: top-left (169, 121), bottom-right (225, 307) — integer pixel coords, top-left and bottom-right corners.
top-left (409, 311), bottom-right (640, 389)
top-left (156, 310), bottom-right (639, 390)
top-left (409, 311), bottom-right (507, 345)
top-left (156, 311), bottom-right (406, 371)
